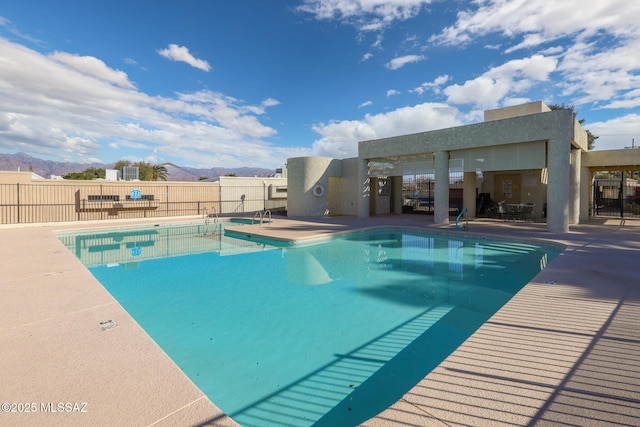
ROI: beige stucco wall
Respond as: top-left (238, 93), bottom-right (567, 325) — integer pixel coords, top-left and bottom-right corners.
top-left (359, 109), bottom-right (576, 159)
top-left (327, 157), bottom-right (360, 216)
top-left (582, 149), bottom-right (640, 169)
top-left (0, 171), bottom-right (42, 184)
top-left (573, 118), bottom-right (589, 151)
top-left (217, 176), bottom-right (287, 213)
top-left (484, 101), bottom-right (551, 122)
top-left (287, 156), bottom-right (343, 217)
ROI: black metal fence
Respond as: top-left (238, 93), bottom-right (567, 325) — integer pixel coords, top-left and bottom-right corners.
top-left (0, 183), bottom-right (287, 225)
top-left (402, 169), bottom-right (465, 215)
top-left (593, 177), bottom-right (640, 219)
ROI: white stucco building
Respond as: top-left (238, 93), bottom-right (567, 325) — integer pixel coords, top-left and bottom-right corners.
top-left (287, 101), bottom-right (640, 233)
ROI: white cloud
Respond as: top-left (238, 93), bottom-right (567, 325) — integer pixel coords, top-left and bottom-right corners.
top-left (157, 44), bottom-right (212, 72)
top-left (502, 97), bottom-right (533, 107)
top-left (602, 87), bottom-right (640, 109)
top-left (587, 114), bottom-right (640, 151)
top-left (411, 74), bottom-right (449, 95)
top-left (427, 0), bottom-right (640, 112)
top-left (371, 33), bottom-right (384, 49)
top-left (444, 55), bottom-right (557, 109)
top-left (0, 38), bottom-right (286, 168)
top-left (123, 57), bottom-right (148, 71)
top-left (432, 0), bottom-right (639, 50)
top-left (385, 54), bottom-right (425, 70)
top-left (386, 89), bottom-right (400, 97)
top-left (310, 102), bottom-right (464, 158)
top-left (556, 40), bottom-right (640, 107)
top-left (359, 100), bottom-right (373, 108)
top-left (49, 52), bottom-right (136, 89)
top-left (297, 0), bottom-right (433, 32)
top-left (243, 98), bottom-right (282, 115)
top-left (0, 15), bottom-right (42, 44)
top-left (539, 45), bottom-right (564, 55)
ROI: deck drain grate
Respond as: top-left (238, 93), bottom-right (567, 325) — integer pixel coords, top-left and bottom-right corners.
top-left (99, 319), bottom-right (118, 331)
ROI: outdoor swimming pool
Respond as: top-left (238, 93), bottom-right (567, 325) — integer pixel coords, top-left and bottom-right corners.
top-left (58, 224), bottom-right (561, 427)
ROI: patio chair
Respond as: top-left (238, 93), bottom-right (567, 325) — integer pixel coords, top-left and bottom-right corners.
top-left (521, 203), bottom-right (535, 222)
top-left (496, 201), bottom-right (506, 219)
top-left (501, 202), bottom-right (520, 221)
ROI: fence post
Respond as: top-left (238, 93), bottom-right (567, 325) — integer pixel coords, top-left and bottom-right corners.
top-left (99, 184), bottom-right (103, 220)
top-left (166, 185), bottom-right (169, 216)
top-left (620, 177), bottom-right (624, 218)
top-left (17, 183), bottom-right (20, 224)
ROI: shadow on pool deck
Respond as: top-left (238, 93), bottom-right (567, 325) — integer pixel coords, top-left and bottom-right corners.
top-left (0, 215), bottom-right (639, 426)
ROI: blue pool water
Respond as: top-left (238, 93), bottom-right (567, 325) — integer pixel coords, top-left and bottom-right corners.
top-left (59, 224), bottom-right (561, 426)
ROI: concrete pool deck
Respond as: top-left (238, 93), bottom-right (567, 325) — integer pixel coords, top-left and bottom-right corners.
top-left (0, 215), bottom-right (639, 426)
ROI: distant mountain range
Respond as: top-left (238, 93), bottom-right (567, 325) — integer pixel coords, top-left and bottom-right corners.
top-left (0, 152), bottom-right (275, 181)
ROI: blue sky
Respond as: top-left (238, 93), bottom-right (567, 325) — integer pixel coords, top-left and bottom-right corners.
top-left (1, 0), bottom-right (639, 170)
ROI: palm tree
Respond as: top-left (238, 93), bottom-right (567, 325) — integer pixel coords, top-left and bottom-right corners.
top-left (152, 164), bottom-right (168, 181)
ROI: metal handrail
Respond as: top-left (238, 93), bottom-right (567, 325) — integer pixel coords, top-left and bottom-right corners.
top-left (204, 206), bottom-right (219, 224)
top-left (455, 207), bottom-right (468, 230)
top-left (252, 209), bottom-right (272, 225)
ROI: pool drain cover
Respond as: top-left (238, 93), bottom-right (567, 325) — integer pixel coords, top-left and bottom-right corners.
top-left (99, 319), bottom-right (118, 331)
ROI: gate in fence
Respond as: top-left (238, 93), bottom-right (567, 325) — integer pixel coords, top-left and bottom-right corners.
top-left (593, 173), bottom-right (640, 219)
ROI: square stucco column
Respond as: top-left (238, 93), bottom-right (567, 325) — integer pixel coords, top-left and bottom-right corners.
top-left (463, 171), bottom-right (477, 218)
top-left (434, 150), bottom-right (450, 225)
top-left (357, 158), bottom-right (370, 218)
top-left (580, 166), bottom-right (592, 223)
top-left (391, 176), bottom-right (403, 214)
top-left (547, 139), bottom-right (570, 233)
top-left (570, 148), bottom-right (581, 224)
